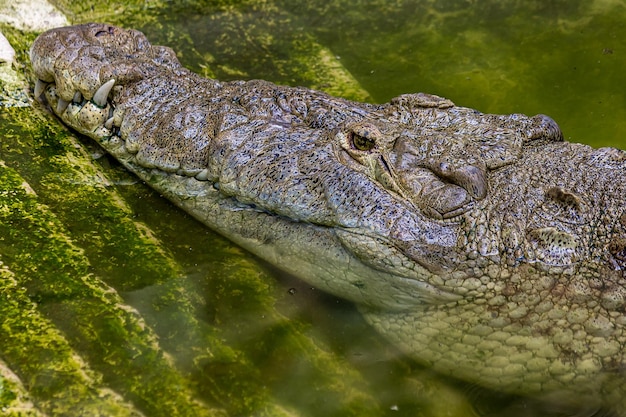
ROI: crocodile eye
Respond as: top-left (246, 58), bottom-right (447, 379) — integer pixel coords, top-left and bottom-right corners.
top-left (351, 132), bottom-right (375, 151)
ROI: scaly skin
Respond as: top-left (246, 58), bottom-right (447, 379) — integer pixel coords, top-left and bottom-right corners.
top-left (31, 23), bottom-right (626, 412)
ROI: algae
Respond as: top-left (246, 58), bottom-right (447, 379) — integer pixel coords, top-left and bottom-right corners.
top-left (157, 4), bottom-right (372, 102)
top-left (0, 151), bottom-right (223, 416)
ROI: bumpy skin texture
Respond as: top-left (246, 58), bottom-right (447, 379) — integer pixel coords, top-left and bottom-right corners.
top-left (31, 23), bottom-right (626, 411)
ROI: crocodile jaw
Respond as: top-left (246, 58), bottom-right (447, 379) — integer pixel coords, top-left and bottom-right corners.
top-left (36, 82), bottom-right (461, 310)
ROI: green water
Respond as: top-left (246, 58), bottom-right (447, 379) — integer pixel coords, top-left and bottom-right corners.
top-left (159, 0), bottom-right (626, 149)
top-left (297, 0), bottom-right (626, 149)
top-left (1, 0), bottom-right (626, 416)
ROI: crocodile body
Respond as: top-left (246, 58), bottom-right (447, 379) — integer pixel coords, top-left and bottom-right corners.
top-left (30, 23), bottom-right (626, 412)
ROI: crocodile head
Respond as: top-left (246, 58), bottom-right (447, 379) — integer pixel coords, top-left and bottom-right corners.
top-left (31, 23), bottom-right (626, 409)
top-left (332, 103), bottom-right (563, 220)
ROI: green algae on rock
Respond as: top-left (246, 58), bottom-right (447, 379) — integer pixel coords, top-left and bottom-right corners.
top-left (0, 152), bottom-right (222, 417)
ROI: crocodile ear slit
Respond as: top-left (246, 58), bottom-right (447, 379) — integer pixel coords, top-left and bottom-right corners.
top-left (546, 187), bottom-right (581, 209)
top-left (536, 187), bottom-right (586, 225)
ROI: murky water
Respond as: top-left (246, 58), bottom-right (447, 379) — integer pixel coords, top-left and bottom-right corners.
top-left (2, 0), bottom-right (626, 416)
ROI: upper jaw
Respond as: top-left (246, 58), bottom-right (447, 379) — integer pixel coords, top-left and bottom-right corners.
top-left (30, 24), bottom-right (179, 141)
top-left (30, 23), bottom-right (178, 108)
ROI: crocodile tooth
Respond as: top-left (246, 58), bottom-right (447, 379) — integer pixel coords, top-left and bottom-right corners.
top-left (73, 91), bottom-right (83, 103)
top-left (34, 79), bottom-right (46, 98)
top-left (104, 117), bottom-right (114, 130)
top-left (93, 79), bottom-right (115, 107)
top-left (56, 98), bottom-right (69, 114)
top-left (195, 169), bottom-right (209, 181)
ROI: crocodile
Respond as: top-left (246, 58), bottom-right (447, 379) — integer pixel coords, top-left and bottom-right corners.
top-left (30, 23), bottom-right (626, 413)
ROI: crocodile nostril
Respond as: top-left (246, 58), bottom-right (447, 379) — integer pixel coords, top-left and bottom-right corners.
top-left (95, 26), bottom-right (115, 37)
